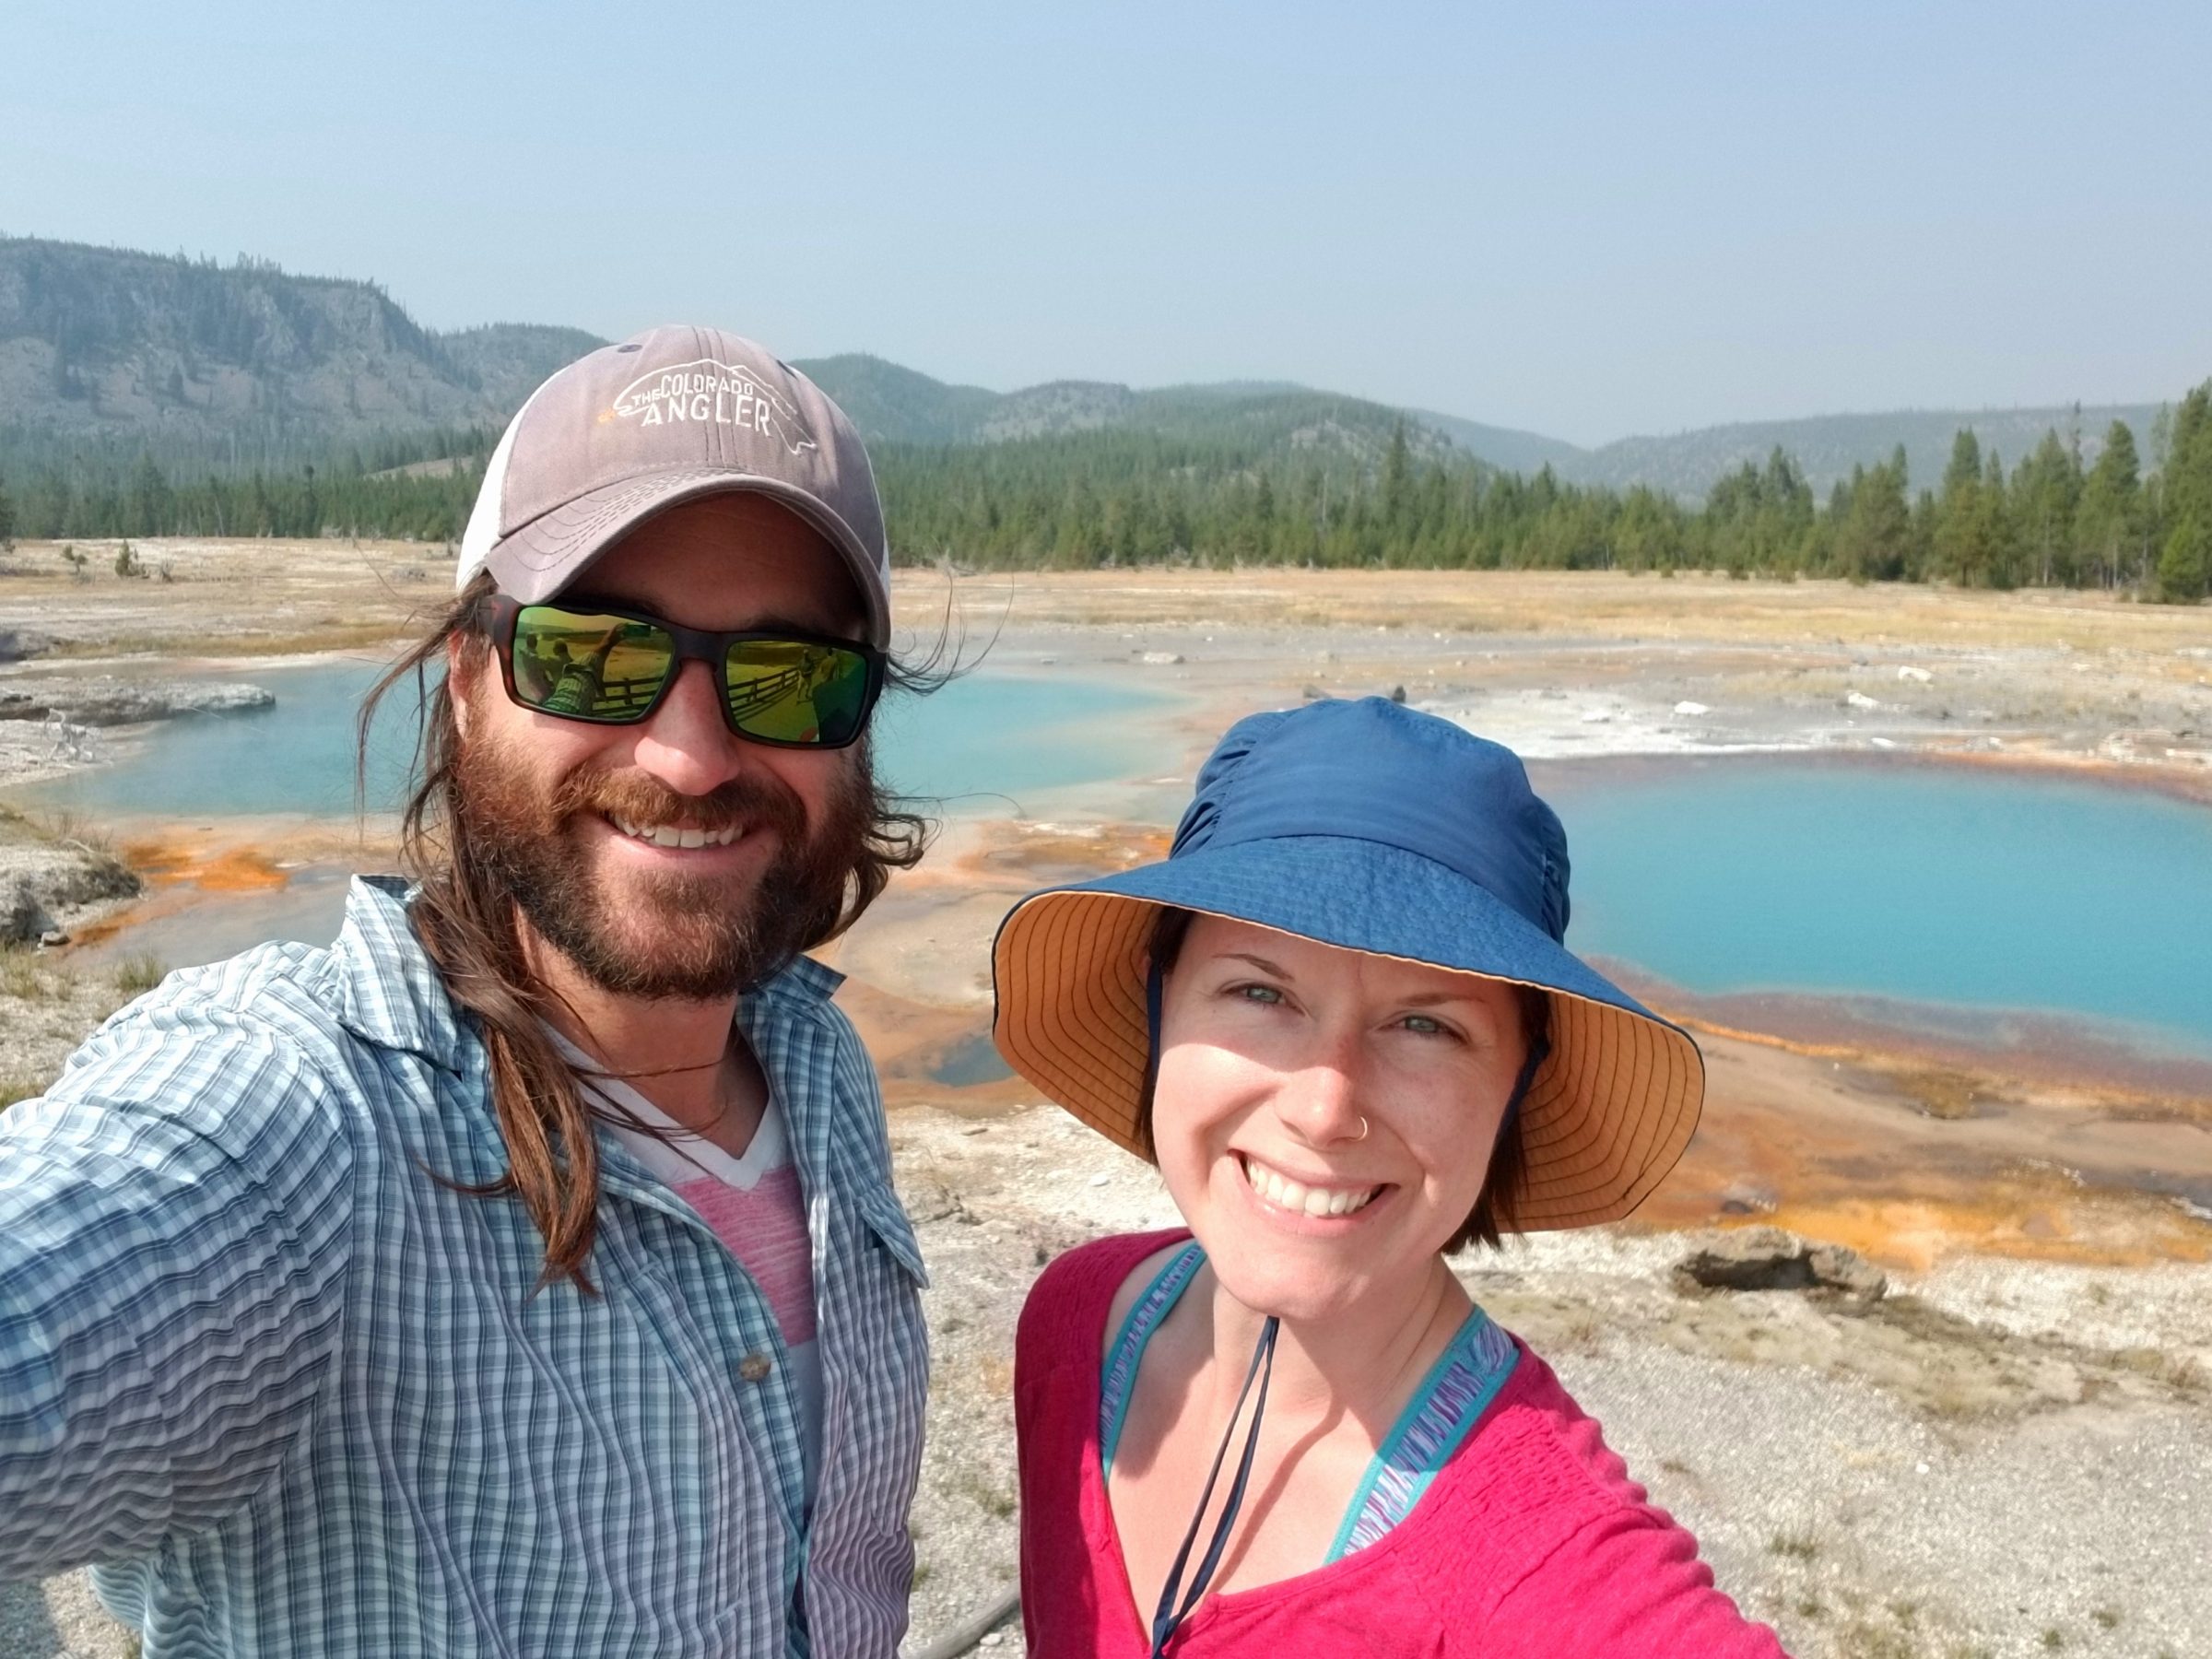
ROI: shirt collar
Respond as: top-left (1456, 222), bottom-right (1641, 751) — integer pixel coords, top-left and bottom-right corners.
top-left (332, 876), bottom-right (469, 1068)
top-left (748, 951), bottom-right (845, 1006)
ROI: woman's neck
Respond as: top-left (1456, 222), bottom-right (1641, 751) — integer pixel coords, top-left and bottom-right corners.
top-left (1196, 1254), bottom-right (1471, 1431)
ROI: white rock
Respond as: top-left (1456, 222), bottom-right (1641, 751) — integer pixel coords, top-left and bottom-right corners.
top-left (1845, 689), bottom-right (1881, 711)
top-left (1896, 665), bottom-right (1934, 683)
top-left (1672, 700), bottom-right (1710, 716)
top-left (1136, 651), bottom-right (1184, 666)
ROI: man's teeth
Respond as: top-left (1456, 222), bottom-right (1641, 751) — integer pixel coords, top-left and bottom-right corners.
top-left (608, 817), bottom-right (740, 850)
top-left (1241, 1156), bottom-right (1381, 1218)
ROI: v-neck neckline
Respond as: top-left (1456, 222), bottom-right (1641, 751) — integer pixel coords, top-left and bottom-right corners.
top-left (1088, 1241), bottom-right (1509, 1646)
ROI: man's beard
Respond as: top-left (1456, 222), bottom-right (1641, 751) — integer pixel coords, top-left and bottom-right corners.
top-left (451, 726), bottom-right (876, 1001)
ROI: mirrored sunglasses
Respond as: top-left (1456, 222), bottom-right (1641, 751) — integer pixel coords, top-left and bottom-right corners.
top-left (480, 594), bottom-right (884, 749)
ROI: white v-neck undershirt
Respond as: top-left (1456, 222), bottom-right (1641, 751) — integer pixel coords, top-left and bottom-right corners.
top-left (550, 1031), bottom-right (824, 1501)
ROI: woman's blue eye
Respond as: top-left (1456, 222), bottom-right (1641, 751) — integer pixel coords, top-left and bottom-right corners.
top-left (1231, 983), bottom-right (1284, 1005)
top-left (1399, 1014), bottom-right (1452, 1038)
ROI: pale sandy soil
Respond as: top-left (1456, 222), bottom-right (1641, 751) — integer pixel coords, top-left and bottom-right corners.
top-left (5, 545), bottom-right (2212, 1656)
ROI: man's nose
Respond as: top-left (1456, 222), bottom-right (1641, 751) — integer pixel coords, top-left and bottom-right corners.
top-left (629, 660), bottom-right (748, 796)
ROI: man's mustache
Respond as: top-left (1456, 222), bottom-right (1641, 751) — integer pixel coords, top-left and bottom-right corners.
top-left (554, 769), bottom-right (809, 840)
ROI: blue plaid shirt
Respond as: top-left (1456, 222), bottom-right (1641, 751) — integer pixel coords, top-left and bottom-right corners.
top-left (0, 877), bottom-right (930, 1657)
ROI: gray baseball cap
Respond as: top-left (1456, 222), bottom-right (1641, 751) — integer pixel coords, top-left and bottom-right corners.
top-left (455, 324), bottom-right (891, 646)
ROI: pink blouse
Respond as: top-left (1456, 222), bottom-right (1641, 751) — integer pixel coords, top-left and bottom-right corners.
top-left (1016, 1230), bottom-right (1790, 1658)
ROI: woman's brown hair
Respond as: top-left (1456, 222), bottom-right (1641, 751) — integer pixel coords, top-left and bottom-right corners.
top-left (1143, 905), bottom-right (1549, 1253)
top-left (359, 571), bottom-right (937, 1289)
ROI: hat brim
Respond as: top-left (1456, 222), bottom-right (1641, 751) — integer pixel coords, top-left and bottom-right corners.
top-left (485, 467), bottom-right (891, 648)
top-left (990, 835), bottom-right (1704, 1232)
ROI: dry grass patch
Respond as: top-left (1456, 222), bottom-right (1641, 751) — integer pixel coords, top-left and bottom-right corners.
top-left (111, 954), bottom-right (166, 997)
top-left (0, 1076), bottom-right (50, 1112)
top-left (1, 947), bottom-right (68, 1001)
top-left (53, 620), bottom-right (413, 660)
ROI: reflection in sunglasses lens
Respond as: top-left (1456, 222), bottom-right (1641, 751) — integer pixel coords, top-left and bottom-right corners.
top-left (513, 608), bottom-right (677, 719)
top-left (725, 641), bottom-right (868, 746)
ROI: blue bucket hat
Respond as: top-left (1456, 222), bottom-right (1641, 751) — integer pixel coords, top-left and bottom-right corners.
top-left (990, 697), bottom-right (1704, 1231)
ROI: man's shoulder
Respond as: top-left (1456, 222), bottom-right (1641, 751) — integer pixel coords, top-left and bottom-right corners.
top-left (80, 935), bottom-right (353, 1069)
top-left (50, 877), bottom-right (467, 1147)
top-left (15, 937), bottom-right (367, 1184)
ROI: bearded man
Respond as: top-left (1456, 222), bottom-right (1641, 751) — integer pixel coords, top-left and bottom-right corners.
top-left (0, 328), bottom-right (935, 1656)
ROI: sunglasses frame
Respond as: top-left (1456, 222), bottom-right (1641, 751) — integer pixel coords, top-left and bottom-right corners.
top-left (478, 593), bottom-right (887, 750)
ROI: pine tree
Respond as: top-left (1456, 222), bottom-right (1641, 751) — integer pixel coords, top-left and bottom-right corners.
top-left (1903, 488), bottom-right (1936, 579)
top-left (1942, 428), bottom-right (1983, 497)
top-left (1981, 452), bottom-right (2019, 589)
top-left (2156, 383), bottom-right (2212, 602)
top-left (1381, 420), bottom-right (1412, 534)
top-left (2077, 421), bottom-right (2144, 589)
top-left (127, 455), bottom-right (174, 535)
top-left (1934, 429), bottom-right (1984, 582)
top-left (2161, 516), bottom-right (2211, 602)
top-left (2013, 429), bottom-right (2082, 587)
top-left (1838, 450), bottom-right (1910, 582)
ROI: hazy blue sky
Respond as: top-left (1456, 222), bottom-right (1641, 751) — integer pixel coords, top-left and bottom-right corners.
top-left (4, 1), bottom-right (2206, 445)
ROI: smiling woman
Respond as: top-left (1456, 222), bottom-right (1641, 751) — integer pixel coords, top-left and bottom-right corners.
top-left (990, 697), bottom-right (1788, 1659)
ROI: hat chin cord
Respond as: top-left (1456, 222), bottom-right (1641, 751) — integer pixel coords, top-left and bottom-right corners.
top-left (1146, 1312), bottom-right (1278, 1657)
top-left (1136, 970), bottom-right (1550, 1653)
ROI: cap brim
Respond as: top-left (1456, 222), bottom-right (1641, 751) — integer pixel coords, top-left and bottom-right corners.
top-left (989, 835), bottom-right (1704, 1231)
top-left (485, 467), bottom-right (890, 647)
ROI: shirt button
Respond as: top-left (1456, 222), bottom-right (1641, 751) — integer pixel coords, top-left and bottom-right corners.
top-left (737, 1354), bottom-right (772, 1383)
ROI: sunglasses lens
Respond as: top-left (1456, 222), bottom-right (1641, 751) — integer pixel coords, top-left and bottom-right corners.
top-left (511, 607), bottom-right (676, 721)
top-left (724, 640), bottom-right (874, 746)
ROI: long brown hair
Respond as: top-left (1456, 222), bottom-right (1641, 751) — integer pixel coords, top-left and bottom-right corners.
top-left (359, 571), bottom-right (936, 1289)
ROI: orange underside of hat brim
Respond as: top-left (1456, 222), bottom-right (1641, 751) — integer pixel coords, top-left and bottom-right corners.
top-left (990, 888), bottom-right (1704, 1232)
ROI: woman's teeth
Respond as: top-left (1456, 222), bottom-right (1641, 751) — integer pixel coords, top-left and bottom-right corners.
top-left (1241, 1155), bottom-right (1381, 1218)
top-left (609, 817), bottom-right (741, 850)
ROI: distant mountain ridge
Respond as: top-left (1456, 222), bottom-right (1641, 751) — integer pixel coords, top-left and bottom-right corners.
top-left (0, 235), bottom-right (2185, 500)
top-left (1539, 405), bottom-right (2170, 500)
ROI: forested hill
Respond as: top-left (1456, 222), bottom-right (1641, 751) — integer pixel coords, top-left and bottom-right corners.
top-left (0, 236), bottom-right (604, 474)
top-left (791, 354), bottom-right (1457, 468)
top-left (1552, 405), bottom-right (2168, 501)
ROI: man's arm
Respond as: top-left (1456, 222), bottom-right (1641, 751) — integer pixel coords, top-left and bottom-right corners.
top-left (0, 1003), bottom-right (355, 1575)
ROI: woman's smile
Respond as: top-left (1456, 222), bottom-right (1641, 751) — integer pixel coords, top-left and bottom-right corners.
top-left (1233, 1150), bottom-right (1391, 1223)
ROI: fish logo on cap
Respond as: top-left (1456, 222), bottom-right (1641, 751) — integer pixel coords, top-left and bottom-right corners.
top-left (608, 358), bottom-right (818, 457)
